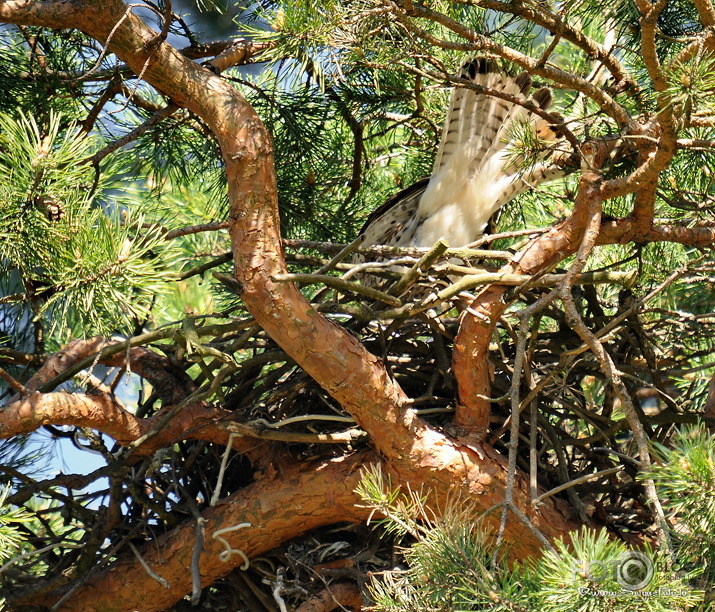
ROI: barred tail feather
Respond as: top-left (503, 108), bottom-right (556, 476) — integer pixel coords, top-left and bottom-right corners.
top-left (432, 59), bottom-right (539, 178)
top-left (359, 57), bottom-right (565, 256)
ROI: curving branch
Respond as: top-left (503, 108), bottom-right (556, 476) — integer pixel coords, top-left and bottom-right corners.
top-left (0, 390), bottom-right (258, 458)
top-left (391, 2), bottom-right (633, 127)
top-left (0, 1), bottom-right (615, 608)
top-left (452, 143), bottom-right (610, 435)
top-left (13, 452), bottom-right (375, 611)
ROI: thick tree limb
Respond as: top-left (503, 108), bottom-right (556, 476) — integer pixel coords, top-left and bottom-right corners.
top-left (0, 391), bottom-right (253, 458)
top-left (0, 2), bottom-right (591, 608)
top-left (13, 452), bottom-right (374, 612)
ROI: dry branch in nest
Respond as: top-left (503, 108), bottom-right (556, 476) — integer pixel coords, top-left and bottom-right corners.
top-left (3, 233), bottom-right (711, 610)
top-left (276, 237), bottom-right (707, 542)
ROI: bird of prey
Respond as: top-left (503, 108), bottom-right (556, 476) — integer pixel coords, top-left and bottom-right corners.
top-left (358, 58), bottom-right (563, 262)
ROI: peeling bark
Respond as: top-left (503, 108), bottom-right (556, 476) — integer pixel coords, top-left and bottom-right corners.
top-left (0, 2), bottom-right (617, 609)
top-left (15, 452), bottom-right (374, 612)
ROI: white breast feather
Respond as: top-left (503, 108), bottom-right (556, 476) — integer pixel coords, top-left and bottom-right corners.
top-left (359, 59), bottom-right (561, 254)
top-left (414, 150), bottom-right (513, 247)
top-left (408, 61), bottom-right (554, 249)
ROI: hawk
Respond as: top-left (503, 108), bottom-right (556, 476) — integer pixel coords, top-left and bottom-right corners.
top-left (358, 58), bottom-right (563, 264)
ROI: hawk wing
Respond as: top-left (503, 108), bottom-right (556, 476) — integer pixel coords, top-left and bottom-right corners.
top-left (360, 58), bottom-right (562, 251)
top-left (357, 178), bottom-right (428, 247)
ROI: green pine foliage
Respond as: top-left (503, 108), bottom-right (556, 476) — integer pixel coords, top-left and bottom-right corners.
top-left (0, 110), bottom-right (178, 341)
top-left (645, 425), bottom-right (715, 598)
top-left (535, 529), bottom-right (697, 612)
top-left (359, 468), bottom-right (701, 612)
top-left (356, 465), bottom-right (536, 611)
top-left (0, 484), bottom-right (33, 563)
top-left (0, 483), bottom-right (34, 609)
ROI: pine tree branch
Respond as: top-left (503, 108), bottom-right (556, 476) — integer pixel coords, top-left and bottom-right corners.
top-left (0, 4), bottom-right (623, 608)
top-left (597, 217), bottom-right (715, 247)
top-left (694, 0), bottom-right (715, 27)
top-left (639, 1), bottom-right (669, 92)
top-left (164, 221), bottom-right (229, 240)
top-left (9, 451), bottom-right (376, 611)
top-left (451, 0), bottom-right (640, 95)
top-left (206, 39), bottom-right (275, 74)
top-left (388, 2), bottom-right (633, 128)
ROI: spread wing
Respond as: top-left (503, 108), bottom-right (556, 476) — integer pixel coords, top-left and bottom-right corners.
top-left (359, 58), bottom-right (563, 252)
top-left (357, 178), bottom-right (428, 248)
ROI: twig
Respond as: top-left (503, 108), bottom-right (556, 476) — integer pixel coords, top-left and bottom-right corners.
top-left (534, 467), bottom-right (623, 505)
top-left (271, 568), bottom-right (289, 612)
top-left (249, 415), bottom-right (355, 428)
top-left (191, 517), bottom-right (206, 604)
top-left (88, 102), bottom-right (179, 166)
top-left (272, 273), bottom-right (402, 306)
top-left (127, 541), bottom-right (170, 589)
top-left (495, 288), bottom-right (559, 551)
top-left (165, 221), bottom-right (229, 240)
top-left (224, 422), bottom-right (367, 445)
top-left (213, 522), bottom-right (251, 568)
top-left (316, 234), bottom-right (366, 275)
top-left (177, 252), bottom-right (233, 280)
top-left (389, 238), bottom-right (449, 297)
top-left (0, 367), bottom-right (27, 395)
top-left (211, 433), bottom-right (240, 506)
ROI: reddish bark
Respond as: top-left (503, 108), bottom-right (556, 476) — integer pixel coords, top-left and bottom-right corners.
top-left (453, 166), bottom-right (604, 434)
top-left (0, 390), bottom-right (265, 458)
top-left (16, 452), bottom-right (374, 612)
top-left (21, 337), bottom-right (106, 393)
top-left (0, 2), bottom-right (626, 609)
top-left (295, 582), bottom-right (363, 612)
top-left (0, 335), bottom-right (267, 459)
top-left (694, 0), bottom-right (715, 27)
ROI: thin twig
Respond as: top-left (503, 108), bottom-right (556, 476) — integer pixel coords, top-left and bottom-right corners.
top-left (88, 103), bottom-right (179, 166)
top-left (127, 541), bottom-right (170, 589)
top-left (0, 367), bottom-right (27, 395)
top-left (272, 273), bottom-right (402, 306)
top-left (534, 467), bottom-right (623, 505)
top-left (389, 238), bottom-right (449, 297)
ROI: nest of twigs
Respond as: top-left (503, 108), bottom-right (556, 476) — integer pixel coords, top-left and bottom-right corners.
top-left (6, 235), bottom-right (711, 610)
